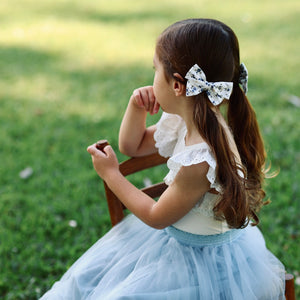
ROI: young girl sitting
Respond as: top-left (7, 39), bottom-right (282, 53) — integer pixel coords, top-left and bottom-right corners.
top-left (41, 18), bottom-right (285, 299)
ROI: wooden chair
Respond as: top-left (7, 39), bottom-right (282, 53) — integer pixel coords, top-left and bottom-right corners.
top-left (103, 152), bottom-right (168, 226)
top-left (102, 151), bottom-right (296, 300)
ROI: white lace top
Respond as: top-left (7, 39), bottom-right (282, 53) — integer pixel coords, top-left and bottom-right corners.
top-left (154, 112), bottom-right (230, 235)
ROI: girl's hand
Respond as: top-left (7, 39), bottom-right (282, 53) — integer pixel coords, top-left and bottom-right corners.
top-left (87, 143), bottom-right (120, 181)
top-left (131, 86), bottom-right (160, 115)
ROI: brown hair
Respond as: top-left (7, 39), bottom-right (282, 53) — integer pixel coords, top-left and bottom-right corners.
top-left (156, 19), bottom-right (268, 228)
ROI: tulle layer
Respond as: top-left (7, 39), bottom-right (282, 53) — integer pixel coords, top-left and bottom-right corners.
top-left (41, 215), bottom-right (285, 300)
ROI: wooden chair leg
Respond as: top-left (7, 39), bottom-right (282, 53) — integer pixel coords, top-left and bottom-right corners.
top-left (285, 273), bottom-right (295, 300)
top-left (104, 182), bottom-right (124, 227)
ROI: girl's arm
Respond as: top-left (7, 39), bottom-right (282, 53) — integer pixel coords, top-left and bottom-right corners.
top-left (119, 86), bottom-right (160, 157)
top-left (87, 144), bottom-right (210, 229)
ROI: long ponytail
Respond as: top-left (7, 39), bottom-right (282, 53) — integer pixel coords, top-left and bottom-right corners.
top-left (227, 84), bottom-right (267, 224)
top-left (228, 84), bottom-right (266, 178)
top-left (193, 93), bottom-right (259, 228)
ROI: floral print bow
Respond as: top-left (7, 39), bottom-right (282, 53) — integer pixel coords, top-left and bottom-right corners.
top-left (185, 64), bottom-right (233, 106)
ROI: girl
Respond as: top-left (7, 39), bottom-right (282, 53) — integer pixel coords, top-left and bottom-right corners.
top-left (41, 18), bottom-right (285, 299)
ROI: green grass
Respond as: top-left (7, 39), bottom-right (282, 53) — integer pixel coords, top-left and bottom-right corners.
top-left (0, 0), bottom-right (299, 298)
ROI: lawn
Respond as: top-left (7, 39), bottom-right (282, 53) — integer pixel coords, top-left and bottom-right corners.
top-left (0, 0), bottom-right (299, 298)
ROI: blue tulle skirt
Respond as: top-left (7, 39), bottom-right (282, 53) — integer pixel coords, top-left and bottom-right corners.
top-left (40, 214), bottom-right (285, 299)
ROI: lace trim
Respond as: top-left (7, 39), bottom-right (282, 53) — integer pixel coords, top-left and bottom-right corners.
top-left (192, 193), bottom-right (221, 217)
top-left (154, 112), bottom-right (183, 158)
top-left (164, 143), bottom-right (222, 192)
top-left (154, 112), bottom-right (222, 216)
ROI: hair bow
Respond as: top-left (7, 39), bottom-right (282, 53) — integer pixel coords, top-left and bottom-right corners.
top-left (185, 64), bottom-right (233, 106)
top-left (239, 63), bottom-right (248, 94)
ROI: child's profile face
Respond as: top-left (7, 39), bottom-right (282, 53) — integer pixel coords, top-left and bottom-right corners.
top-left (152, 53), bottom-right (174, 113)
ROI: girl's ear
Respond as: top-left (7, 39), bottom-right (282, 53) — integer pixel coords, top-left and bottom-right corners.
top-left (172, 73), bottom-right (186, 96)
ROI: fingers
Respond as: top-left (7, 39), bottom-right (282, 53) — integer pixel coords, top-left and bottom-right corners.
top-left (102, 145), bottom-right (113, 156)
top-left (132, 86), bottom-right (159, 114)
top-left (87, 144), bottom-right (96, 155)
top-left (86, 143), bottom-right (119, 180)
top-left (145, 87), bottom-right (156, 113)
top-left (87, 144), bottom-right (112, 157)
top-left (153, 100), bottom-right (160, 115)
top-left (132, 89), bottom-right (144, 108)
top-left (87, 144), bottom-right (106, 156)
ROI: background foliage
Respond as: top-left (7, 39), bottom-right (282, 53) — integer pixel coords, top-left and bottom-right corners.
top-left (0, 0), bottom-right (299, 298)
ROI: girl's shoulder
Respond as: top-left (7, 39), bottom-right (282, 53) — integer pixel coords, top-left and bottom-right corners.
top-left (154, 112), bottom-right (221, 192)
top-left (165, 142), bottom-right (222, 193)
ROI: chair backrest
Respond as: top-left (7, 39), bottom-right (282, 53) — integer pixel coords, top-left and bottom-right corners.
top-left (102, 150), bottom-right (296, 300)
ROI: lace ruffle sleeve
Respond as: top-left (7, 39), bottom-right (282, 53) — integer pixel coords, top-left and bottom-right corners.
top-left (164, 143), bottom-right (222, 193)
top-left (153, 112), bottom-right (184, 158)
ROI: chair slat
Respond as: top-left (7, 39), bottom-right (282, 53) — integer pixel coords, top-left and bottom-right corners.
top-left (119, 153), bottom-right (168, 176)
top-left (141, 182), bottom-right (168, 199)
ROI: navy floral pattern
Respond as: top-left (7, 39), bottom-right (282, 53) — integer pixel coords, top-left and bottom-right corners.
top-left (185, 64), bottom-right (233, 106)
top-left (239, 63), bottom-right (248, 94)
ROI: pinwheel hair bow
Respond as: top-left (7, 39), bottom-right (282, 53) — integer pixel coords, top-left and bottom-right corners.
top-left (185, 64), bottom-right (233, 106)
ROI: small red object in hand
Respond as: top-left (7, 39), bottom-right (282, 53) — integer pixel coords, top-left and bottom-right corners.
top-left (95, 140), bottom-right (109, 153)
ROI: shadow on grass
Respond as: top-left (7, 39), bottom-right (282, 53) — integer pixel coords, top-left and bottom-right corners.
top-left (0, 44), bottom-right (156, 139)
top-left (0, 46), bottom-right (61, 77)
